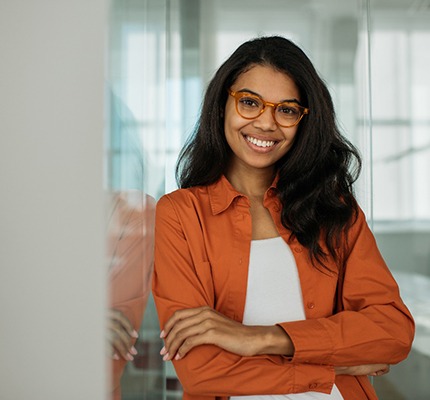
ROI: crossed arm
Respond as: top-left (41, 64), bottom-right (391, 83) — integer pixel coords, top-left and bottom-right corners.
top-left (159, 305), bottom-right (389, 377)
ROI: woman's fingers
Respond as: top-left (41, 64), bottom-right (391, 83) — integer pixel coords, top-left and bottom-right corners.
top-left (109, 309), bottom-right (138, 338)
top-left (173, 326), bottom-right (219, 360)
top-left (108, 322), bottom-right (134, 359)
top-left (109, 323), bottom-right (136, 360)
top-left (369, 364), bottom-right (390, 376)
top-left (108, 309), bottom-right (138, 361)
top-left (161, 306), bottom-right (210, 338)
top-left (335, 364), bottom-right (390, 376)
top-left (161, 307), bottom-right (217, 360)
top-left (161, 306), bottom-right (258, 361)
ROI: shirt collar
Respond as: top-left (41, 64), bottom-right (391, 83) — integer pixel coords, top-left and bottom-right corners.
top-left (208, 175), bottom-right (243, 215)
top-left (207, 175), bottom-right (279, 215)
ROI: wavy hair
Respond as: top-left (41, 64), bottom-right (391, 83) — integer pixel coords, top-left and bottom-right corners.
top-left (176, 36), bottom-right (361, 269)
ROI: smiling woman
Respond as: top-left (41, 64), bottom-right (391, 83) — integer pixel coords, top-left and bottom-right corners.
top-left (152, 36), bottom-right (414, 400)
top-left (224, 65), bottom-right (302, 173)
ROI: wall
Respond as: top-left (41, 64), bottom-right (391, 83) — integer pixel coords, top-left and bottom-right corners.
top-left (0, 1), bottom-right (107, 398)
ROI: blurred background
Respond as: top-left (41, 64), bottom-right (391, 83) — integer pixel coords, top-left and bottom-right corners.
top-left (1, 0), bottom-right (429, 399)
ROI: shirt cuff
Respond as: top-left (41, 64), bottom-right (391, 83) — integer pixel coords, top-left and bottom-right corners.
top-left (292, 362), bottom-right (335, 394)
top-left (278, 319), bottom-right (334, 364)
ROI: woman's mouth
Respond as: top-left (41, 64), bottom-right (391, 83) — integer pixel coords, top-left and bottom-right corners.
top-left (245, 135), bottom-right (276, 148)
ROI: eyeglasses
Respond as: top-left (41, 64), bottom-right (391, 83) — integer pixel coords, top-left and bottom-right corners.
top-left (228, 89), bottom-right (309, 128)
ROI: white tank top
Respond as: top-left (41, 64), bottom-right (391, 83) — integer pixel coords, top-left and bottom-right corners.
top-left (230, 237), bottom-right (343, 400)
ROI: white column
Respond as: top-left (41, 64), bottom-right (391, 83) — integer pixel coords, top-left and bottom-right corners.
top-left (0, 1), bottom-right (107, 399)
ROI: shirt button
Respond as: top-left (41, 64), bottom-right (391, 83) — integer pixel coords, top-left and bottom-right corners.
top-left (307, 302), bottom-right (315, 309)
top-left (309, 383), bottom-right (318, 390)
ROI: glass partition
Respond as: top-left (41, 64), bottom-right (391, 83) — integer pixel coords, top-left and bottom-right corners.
top-left (106, 0), bottom-right (429, 398)
top-left (370, 2), bottom-right (430, 399)
top-left (107, 1), bottom-right (167, 398)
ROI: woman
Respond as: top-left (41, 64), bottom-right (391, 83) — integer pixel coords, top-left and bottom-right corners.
top-left (152, 36), bottom-right (414, 399)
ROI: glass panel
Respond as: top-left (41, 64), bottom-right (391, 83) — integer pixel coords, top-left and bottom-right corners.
top-left (107, 0), bottom-right (167, 399)
top-left (370, 1), bottom-right (430, 399)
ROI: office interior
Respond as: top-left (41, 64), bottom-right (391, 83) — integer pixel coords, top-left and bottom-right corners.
top-left (0, 0), bottom-right (428, 399)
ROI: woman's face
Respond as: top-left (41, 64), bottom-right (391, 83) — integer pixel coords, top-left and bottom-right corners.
top-left (224, 64), bottom-right (301, 175)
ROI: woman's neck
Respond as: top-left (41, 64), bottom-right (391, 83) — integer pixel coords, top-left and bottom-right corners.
top-left (225, 166), bottom-right (275, 198)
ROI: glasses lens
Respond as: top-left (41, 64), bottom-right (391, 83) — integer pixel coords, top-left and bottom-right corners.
top-left (275, 103), bottom-right (302, 126)
top-left (236, 94), bottom-right (263, 119)
top-left (232, 90), bottom-right (306, 127)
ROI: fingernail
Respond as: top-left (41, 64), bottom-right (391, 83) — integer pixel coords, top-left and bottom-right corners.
top-left (126, 353), bottom-right (134, 361)
top-left (132, 330), bottom-right (139, 338)
top-left (160, 330), bottom-right (166, 338)
top-left (162, 352), bottom-right (170, 361)
top-left (112, 353), bottom-right (120, 360)
top-left (130, 346), bottom-right (138, 355)
top-left (160, 346), bottom-right (167, 355)
top-left (175, 353), bottom-right (181, 361)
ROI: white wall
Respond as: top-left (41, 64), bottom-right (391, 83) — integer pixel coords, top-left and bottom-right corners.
top-left (0, 1), bottom-right (107, 399)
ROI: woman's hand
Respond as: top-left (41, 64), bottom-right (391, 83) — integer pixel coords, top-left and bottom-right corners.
top-left (160, 306), bottom-right (294, 361)
top-left (335, 364), bottom-right (390, 376)
top-left (108, 309), bottom-right (139, 361)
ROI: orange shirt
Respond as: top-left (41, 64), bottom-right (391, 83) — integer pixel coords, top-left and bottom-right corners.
top-left (152, 175), bottom-right (414, 400)
top-left (107, 191), bottom-right (155, 399)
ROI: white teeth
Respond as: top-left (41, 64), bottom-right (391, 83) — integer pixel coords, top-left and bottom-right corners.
top-left (246, 136), bottom-right (275, 148)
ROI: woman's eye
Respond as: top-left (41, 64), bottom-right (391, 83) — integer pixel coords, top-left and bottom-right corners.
top-left (240, 97), bottom-right (260, 108)
top-left (278, 104), bottom-right (299, 115)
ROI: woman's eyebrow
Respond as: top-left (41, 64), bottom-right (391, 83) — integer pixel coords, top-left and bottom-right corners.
top-left (237, 88), bottom-right (301, 105)
top-left (236, 88), bottom-right (260, 96)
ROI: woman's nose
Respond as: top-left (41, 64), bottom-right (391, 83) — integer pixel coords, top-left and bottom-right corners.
top-left (253, 106), bottom-right (277, 130)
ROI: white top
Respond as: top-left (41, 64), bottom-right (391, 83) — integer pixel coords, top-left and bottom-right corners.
top-left (230, 237), bottom-right (343, 400)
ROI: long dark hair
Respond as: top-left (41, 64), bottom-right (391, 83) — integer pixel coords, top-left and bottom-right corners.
top-left (176, 36), bottom-right (361, 269)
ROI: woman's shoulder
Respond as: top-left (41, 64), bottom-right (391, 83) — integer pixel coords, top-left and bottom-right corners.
top-left (344, 202), bottom-right (374, 244)
top-left (161, 185), bottom-right (208, 201)
top-left (156, 176), bottom-right (236, 219)
top-left (156, 185), bottom-right (210, 214)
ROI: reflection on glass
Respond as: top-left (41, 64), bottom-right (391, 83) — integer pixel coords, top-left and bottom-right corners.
top-left (107, 190), bottom-right (155, 399)
top-left (107, 1), bottom-right (167, 398)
